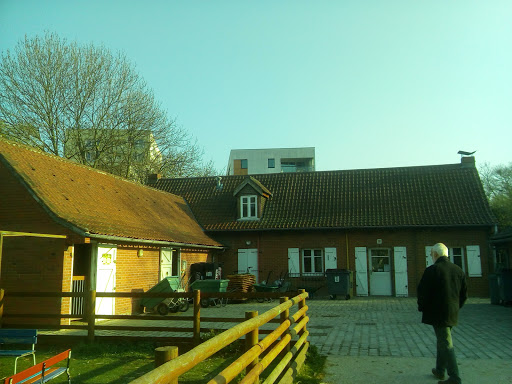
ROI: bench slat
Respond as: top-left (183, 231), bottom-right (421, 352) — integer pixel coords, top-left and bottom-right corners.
top-left (2, 350), bottom-right (70, 384)
top-left (0, 350), bottom-right (34, 356)
top-left (0, 330), bottom-right (37, 345)
top-left (18, 367), bottom-right (66, 384)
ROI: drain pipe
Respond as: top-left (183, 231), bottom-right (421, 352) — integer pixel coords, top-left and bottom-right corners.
top-left (346, 233), bottom-right (349, 269)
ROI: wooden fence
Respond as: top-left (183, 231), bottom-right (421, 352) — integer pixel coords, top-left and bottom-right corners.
top-left (0, 289), bottom-right (304, 341)
top-left (129, 291), bottom-right (309, 384)
top-left (0, 288), bottom-right (310, 383)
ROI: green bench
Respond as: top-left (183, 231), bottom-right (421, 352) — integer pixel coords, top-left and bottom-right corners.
top-left (2, 349), bottom-right (71, 384)
top-left (0, 329), bottom-right (37, 374)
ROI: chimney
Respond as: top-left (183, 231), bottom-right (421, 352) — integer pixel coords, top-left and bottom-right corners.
top-left (461, 156), bottom-right (475, 167)
top-left (216, 176), bottom-right (223, 191)
top-left (147, 173), bottom-right (162, 184)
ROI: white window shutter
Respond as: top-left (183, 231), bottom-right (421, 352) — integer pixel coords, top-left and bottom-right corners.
top-left (324, 247), bottom-right (338, 270)
top-left (467, 245), bottom-right (482, 277)
top-left (394, 247), bottom-right (408, 297)
top-left (355, 247), bottom-right (368, 296)
top-left (425, 246), bottom-right (433, 268)
top-left (288, 248), bottom-right (300, 276)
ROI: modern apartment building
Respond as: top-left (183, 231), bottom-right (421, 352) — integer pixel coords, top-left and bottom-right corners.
top-left (227, 147), bottom-right (315, 175)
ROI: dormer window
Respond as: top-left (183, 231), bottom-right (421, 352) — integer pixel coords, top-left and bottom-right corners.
top-left (241, 195), bottom-right (257, 219)
top-left (234, 177), bottom-right (272, 221)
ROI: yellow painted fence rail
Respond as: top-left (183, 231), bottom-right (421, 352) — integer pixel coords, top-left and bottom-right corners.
top-left (128, 291), bottom-right (309, 384)
top-left (0, 289), bottom-right (303, 341)
top-left (0, 288), bottom-right (310, 383)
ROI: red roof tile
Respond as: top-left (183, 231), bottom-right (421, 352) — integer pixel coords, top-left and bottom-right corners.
top-left (0, 139), bottom-right (222, 247)
top-left (151, 163), bottom-right (496, 231)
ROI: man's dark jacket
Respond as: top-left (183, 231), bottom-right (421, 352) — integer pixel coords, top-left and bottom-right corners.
top-left (417, 256), bottom-right (468, 326)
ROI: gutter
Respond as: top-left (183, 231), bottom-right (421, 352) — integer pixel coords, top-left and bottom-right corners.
top-left (86, 232), bottom-right (225, 250)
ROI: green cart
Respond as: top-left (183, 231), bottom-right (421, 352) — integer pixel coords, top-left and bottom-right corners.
top-left (141, 277), bottom-right (189, 315)
top-left (190, 279), bottom-right (230, 307)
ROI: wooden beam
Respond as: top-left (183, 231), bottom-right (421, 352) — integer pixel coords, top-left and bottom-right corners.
top-left (0, 230), bottom-right (66, 238)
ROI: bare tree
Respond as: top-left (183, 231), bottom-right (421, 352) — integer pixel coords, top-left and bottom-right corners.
top-left (480, 162), bottom-right (512, 228)
top-left (0, 32), bottom-right (217, 181)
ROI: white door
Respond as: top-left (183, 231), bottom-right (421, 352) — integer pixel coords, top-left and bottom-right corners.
top-left (324, 247), bottom-right (338, 270)
top-left (467, 245), bottom-right (482, 277)
top-left (394, 247), bottom-right (408, 297)
top-left (355, 247), bottom-right (368, 296)
top-left (96, 245), bottom-right (116, 316)
top-left (288, 248), bottom-right (300, 275)
top-left (238, 249), bottom-right (259, 282)
top-left (160, 248), bottom-right (175, 280)
top-left (369, 249), bottom-right (392, 296)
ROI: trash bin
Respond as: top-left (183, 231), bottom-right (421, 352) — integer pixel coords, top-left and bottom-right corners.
top-left (189, 279), bottom-right (230, 293)
top-left (326, 269), bottom-right (352, 300)
top-left (489, 273), bottom-right (501, 305)
top-left (502, 269), bottom-right (512, 304)
top-left (190, 262), bottom-right (218, 283)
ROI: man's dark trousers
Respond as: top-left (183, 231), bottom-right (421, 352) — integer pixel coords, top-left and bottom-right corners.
top-left (434, 325), bottom-right (461, 383)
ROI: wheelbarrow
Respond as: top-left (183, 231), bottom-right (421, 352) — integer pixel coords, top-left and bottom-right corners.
top-left (141, 277), bottom-right (189, 315)
top-left (190, 279), bottom-right (230, 307)
top-left (253, 283), bottom-right (280, 302)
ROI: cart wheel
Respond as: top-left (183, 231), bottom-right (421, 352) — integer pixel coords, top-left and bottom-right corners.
top-left (157, 303), bottom-right (169, 316)
top-left (179, 300), bottom-right (190, 312)
top-left (169, 304), bottom-right (179, 313)
top-left (200, 298), bottom-right (210, 308)
top-left (345, 294), bottom-right (351, 300)
top-left (330, 294), bottom-right (337, 300)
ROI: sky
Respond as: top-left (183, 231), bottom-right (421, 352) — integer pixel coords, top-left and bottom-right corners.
top-left (1, 0), bottom-right (511, 174)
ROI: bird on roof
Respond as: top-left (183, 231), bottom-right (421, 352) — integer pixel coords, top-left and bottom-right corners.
top-left (457, 150), bottom-right (476, 156)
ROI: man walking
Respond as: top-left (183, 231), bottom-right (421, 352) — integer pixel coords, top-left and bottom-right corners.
top-left (417, 243), bottom-right (467, 384)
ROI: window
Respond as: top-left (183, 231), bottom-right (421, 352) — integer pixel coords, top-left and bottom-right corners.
top-left (302, 249), bottom-right (323, 274)
top-left (449, 247), bottom-right (465, 271)
top-left (268, 158), bottom-right (275, 168)
top-left (240, 195), bottom-right (257, 219)
top-left (281, 161), bottom-right (296, 172)
top-left (84, 139), bottom-right (99, 162)
top-left (241, 159), bottom-right (248, 169)
top-left (370, 249), bottom-right (391, 272)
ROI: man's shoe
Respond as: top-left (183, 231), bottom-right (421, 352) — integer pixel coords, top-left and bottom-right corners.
top-left (437, 378), bottom-right (460, 384)
top-left (432, 368), bottom-right (445, 380)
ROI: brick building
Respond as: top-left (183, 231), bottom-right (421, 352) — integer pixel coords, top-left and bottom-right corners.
top-left (150, 156), bottom-right (496, 298)
top-left (0, 139), bottom-right (222, 324)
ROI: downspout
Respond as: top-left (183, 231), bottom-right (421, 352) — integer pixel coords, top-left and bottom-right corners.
top-left (0, 233), bottom-right (3, 279)
top-left (345, 233), bottom-right (349, 269)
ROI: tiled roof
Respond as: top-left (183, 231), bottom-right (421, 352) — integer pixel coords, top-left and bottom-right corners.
top-left (151, 163), bottom-right (496, 231)
top-left (0, 139), bottom-right (222, 247)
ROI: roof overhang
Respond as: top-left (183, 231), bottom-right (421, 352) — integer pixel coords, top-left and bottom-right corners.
top-left (84, 232), bottom-right (225, 250)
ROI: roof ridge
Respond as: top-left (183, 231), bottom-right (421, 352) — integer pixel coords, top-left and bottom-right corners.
top-left (157, 162), bottom-right (464, 182)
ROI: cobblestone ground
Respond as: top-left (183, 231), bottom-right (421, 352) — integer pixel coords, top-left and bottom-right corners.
top-left (305, 297), bottom-right (512, 359)
top-left (42, 296), bottom-right (512, 361)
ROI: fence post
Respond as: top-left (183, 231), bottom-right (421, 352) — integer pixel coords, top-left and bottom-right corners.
top-left (155, 345), bottom-right (179, 367)
top-left (87, 290), bottom-right (96, 342)
top-left (298, 289), bottom-right (307, 336)
top-left (245, 310), bottom-right (259, 383)
top-left (280, 296), bottom-right (290, 353)
top-left (0, 288), bottom-right (4, 327)
top-left (193, 289), bottom-right (201, 345)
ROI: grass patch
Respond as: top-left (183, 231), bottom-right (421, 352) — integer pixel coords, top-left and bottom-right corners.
top-left (295, 345), bottom-right (327, 384)
top-left (0, 339), bottom-right (326, 383)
